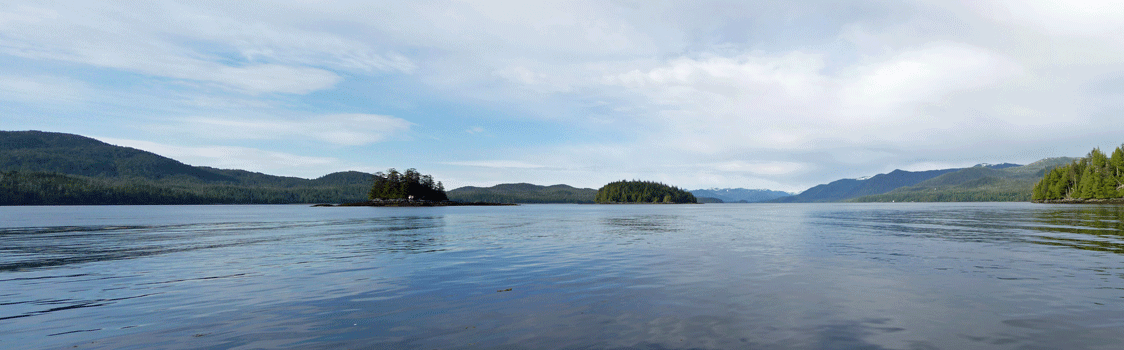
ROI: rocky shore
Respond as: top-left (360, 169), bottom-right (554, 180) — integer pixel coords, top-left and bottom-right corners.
top-left (313, 199), bottom-right (516, 207)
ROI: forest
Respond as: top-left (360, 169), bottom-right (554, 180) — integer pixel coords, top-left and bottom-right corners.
top-left (368, 168), bottom-right (448, 201)
top-left (448, 183), bottom-right (596, 204)
top-left (595, 180), bottom-right (697, 204)
top-left (1033, 145), bottom-right (1124, 201)
top-left (0, 171), bottom-right (371, 205)
top-left (0, 131), bottom-right (380, 205)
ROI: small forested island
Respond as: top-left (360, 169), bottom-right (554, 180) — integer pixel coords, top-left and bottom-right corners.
top-left (595, 180), bottom-right (697, 204)
top-left (1033, 145), bottom-right (1124, 203)
top-left (317, 168), bottom-right (513, 207)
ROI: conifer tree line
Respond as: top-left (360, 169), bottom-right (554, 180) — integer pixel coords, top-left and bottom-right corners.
top-left (368, 168), bottom-right (448, 201)
top-left (595, 180), bottom-right (697, 203)
top-left (1033, 145), bottom-right (1124, 201)
top-left (0, 171), bottom-right (370, 205)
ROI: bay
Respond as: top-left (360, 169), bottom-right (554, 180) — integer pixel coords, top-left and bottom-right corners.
top-left (1, 203), bottom-right (1123, 349)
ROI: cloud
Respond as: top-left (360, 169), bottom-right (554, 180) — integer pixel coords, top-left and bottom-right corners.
top-left (95, 137), bottom-right (338, 178)
top-left (0, 74), bottom-right (87, 103)
top-left (444, 160), bottom-right (547, 169)
top-left (170, 114), bottom-right (412, 146)
top-left (594, 40), bottom-right (1037, 170)
top-left (708, 161), bottom-right (809, 176)
top-left (10, 1), bottom-right (1124, 192)
top-left (0, 3), bottom-right (414, 94)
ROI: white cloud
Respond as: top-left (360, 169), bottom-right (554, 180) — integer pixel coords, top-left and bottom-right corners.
top-left (0, 74), bottom-right (87, 103)
top-left (709, 161), bottom-right (809, 176)
top-left (10, 1), bottom-right (1124, 191)
top-left (0, 3), bottom-right (415, 94)
top-left (601, 40), bottom-right (1030, 156)
top-left (95, 137), bottom-right (338, 178)
top-left (444, 160), bottom-right (547, 169)
top-left (171, 114), bottom-right (412, 146)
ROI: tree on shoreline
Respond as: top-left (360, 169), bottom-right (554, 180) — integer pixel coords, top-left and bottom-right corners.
top-left (368, 168), bottom-right (448, 201)
top-left (1033, 145), bottom-right (1124, 201)
top-left (595, 180), bottom-right (696, 203)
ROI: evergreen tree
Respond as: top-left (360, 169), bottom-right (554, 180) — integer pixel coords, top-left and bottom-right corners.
top-left (1034, 144), bottom-right (1124, 201)
top-left (368, 168), bottom-right (448, 201)
top-left (595, 180), bottom-right (697, 204)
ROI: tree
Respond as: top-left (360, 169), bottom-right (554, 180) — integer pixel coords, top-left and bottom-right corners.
top-left (368, 168), bottom-right (448, 201)
top-left (595, 180), bottom-right (696, 204)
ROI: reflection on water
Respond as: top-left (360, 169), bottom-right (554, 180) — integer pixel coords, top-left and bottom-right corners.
top-left (1, 203), bottom-right (1123, 349)
top-left (603, 215), bottom-right (683, 234)
top-left (810, 204), bottom-right (1124, 255)
top-left (1031, 206), bottom-right (1124, 254)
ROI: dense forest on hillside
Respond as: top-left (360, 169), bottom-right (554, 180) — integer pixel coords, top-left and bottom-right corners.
top-left (596, 180), bottom-right (696, 204)
top-left (368, 168), bottom-right (447, 201)
top-left (448, 183), bottom-right (596, 203)
top-left (851, 159), bottom-right (1074, 202)
top-left (0, 131), bottom-right (374, 205)
top-left (0, 171), bottom-right (371, 205)
top-left (772, 168), bottom-right (963, 202)
top-left (1033, 146), bottom-right (1124, 201)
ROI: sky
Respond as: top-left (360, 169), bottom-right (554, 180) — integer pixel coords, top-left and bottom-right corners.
top-left (3, 1), bottom-right (1124, 193)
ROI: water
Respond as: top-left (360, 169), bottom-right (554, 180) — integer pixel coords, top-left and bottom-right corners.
top-left (1, 203), bottom-right (1123, 349)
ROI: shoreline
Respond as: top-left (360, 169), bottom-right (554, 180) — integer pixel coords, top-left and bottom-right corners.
top-left (313, 199), bottom-right (516, 207)
top-left (1032, 198), bottom-right (1124, 204)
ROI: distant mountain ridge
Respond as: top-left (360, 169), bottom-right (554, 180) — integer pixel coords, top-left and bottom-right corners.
top-left (689, 188), bottom-right (792, 203)
top-left (0, 130), bottom-right (1078, 205)
top-left (850, 158), bottom-right (1077, 202)
top-left (773, 163), bottom-right (1032, 203)
top-left (1, 130), bottom-right (374, 204)
top-left (1, 130), bottom-right (370, 187)
top-left (448, 183), bottom-right (597, 203)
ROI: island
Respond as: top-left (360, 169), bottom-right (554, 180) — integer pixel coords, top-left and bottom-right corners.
top-left (1033, 145), bottom-right (1124, 204)
top-left (595, 180), bottom-right (697, 204)
top-left (315, 168), bottom-right (514, 207)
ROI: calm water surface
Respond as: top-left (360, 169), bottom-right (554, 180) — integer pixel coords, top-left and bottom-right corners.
top-left (1, 203), bottom-right (1123, 349)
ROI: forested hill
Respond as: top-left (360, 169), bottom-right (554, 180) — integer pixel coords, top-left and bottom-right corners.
top-left (773, 163), bottom-right (1031, 203)
top-left (773, 168), bottom-right (963, 202)
top-left (1, 131), bottom-right (374, 205)
top-left (448, 183), bottom-right (597, 203)
top-left (1034, 146), bottom-right (1124, 202)
top-left (1, 130), bottom-right (236, 182)
top-left (851, 158), bottom-right (1075, 202)
top-left (596, 180), bottom-right (696, 204)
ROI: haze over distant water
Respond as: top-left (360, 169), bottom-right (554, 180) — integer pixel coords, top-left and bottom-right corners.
top-left (3, 203), bottom-right (1123, 349)
top-left (690, 188), bottom-right (792, 203)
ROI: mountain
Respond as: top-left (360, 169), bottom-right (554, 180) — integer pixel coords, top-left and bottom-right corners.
top-left (447, 183), bottom-right (597, 203)
top-left (773, 168), bottom-right (964, 203)
top-left (689, 188), bottom-right (792, 203)
top-left (851, 158), bottom-right (1077, 202)
top-left (1, 130), bottom-right (237, 182)
top-left (1, 130), bottom-right (375, 205)
top-left (771, 163), bottom-right (1031, 203)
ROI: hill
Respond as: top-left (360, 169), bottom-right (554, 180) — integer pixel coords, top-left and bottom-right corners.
top-left (448, 183), bottom-right (597, 203)
top-left (773, 168), bottom-right (964, 203)
top-left (850, 158), bottom-right (1076, 202)
top-left (773, 164), bottom-right (1036, 203)
top-left (1033, 146), bottom-right (1124, 202)
top-left (1, 130), bottom-right (237, 182)
top-left (596, 180), bottom-right (696, 204)
top-left (0, 131), bottom-right (374, 205)
top-left (690, 188), bottom-right (792, 203)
